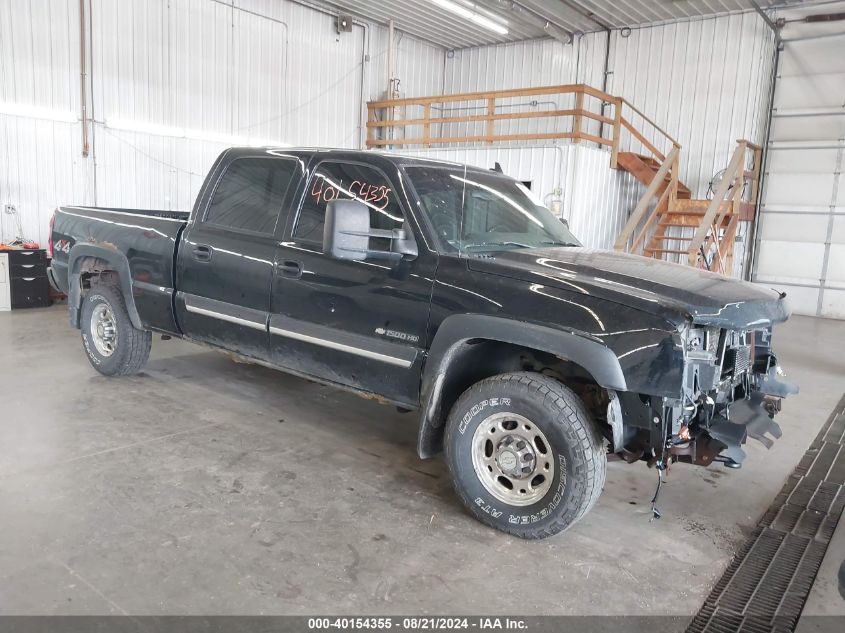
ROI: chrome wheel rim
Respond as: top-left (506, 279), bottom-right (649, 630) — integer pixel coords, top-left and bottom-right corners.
top-left (471, 412), bottom-right (555, 506)
top-left (90, 302), bottom-right (118, 357)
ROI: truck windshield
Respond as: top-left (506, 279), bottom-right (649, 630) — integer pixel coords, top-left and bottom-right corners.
top-left (405, 165), bottom-right (580, 254)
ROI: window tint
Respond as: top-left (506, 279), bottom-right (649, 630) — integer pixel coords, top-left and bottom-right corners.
top-left (294, 162), bottom-right (404, 243)
top-left (205, 158), bottom-right (296, 233)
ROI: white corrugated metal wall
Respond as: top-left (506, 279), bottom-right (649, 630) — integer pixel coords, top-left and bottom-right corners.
top-left (0, 0), bottom-right (444, 246)
top-left (440, 12), bottom-right (775, 196)
top-left (1, 1), bottom-right (777, 257)
top-left (0, 0), bottom-right (91, 247)
top-left (605, 11), bottom-right (776, 198)
top-left (405, 12), bottom-right (775, 255)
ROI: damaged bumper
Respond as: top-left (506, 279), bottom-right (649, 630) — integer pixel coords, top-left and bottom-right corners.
top-left (672, 364), bottom-right (799, 468)
top-left (611, 323), bottom-right (798, 470)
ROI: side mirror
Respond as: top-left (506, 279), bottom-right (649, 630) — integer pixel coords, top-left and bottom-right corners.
top-left (560, 217), bottom-right (569, 228)
top-left (324, 199), bottom-right (418, 262)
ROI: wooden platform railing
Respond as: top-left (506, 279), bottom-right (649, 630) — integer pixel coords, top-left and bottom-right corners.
top-left (366, 84), bottom-right (680, 166)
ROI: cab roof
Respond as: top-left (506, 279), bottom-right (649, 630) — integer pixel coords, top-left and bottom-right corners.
top-left (224, 146), bottom-right (502, 175)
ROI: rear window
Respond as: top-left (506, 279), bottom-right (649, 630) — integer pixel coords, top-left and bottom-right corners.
top-left (204, 157), bottom-right (297, 234)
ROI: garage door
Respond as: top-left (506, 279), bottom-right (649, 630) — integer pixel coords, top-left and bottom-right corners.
top-left (753, 5), bottom-right (845, 319)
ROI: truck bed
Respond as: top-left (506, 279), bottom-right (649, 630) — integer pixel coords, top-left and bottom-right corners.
top-left (50, 206), bottom-right (188, 334)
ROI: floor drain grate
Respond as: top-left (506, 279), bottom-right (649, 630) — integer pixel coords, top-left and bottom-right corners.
top-left (687, 393), bottom-right (845, 633)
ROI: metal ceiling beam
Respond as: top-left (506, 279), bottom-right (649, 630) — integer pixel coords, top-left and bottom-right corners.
top-left (556, 0), bottom-right (614, 30)
top-left (490, 0), bottom-right (575, 44)
top-left (752, 0), bottom-right (783, 41)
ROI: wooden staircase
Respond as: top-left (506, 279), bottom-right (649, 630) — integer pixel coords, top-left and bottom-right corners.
top-left (613, 141), bottom-right (762, 275)
top-left (616, 152), bottom-right (692, 200)
top-left (363, 83), bottom-right (762, 275)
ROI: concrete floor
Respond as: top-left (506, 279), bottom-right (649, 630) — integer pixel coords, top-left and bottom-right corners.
top-left (0, 305), bottom-right (843, 616)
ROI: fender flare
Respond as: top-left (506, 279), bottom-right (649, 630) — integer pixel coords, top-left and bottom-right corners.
top-left (417, 314), bottom-right (627, 458)
top-left (67, 243), bottom-right (143, 330)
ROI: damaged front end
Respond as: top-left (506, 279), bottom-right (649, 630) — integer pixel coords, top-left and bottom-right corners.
top-left (610, 322), bottom-right (798, 470)
top-left (669, 324), bottom-right (798, 467)
top-left (664, 324), bottom-right (798, 468)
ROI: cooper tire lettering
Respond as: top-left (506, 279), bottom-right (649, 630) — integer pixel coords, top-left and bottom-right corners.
top-left (444, 372), bottom-right (606, 539)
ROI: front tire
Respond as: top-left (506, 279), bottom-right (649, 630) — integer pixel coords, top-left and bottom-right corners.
top-left (80, 281), bottom-right (151, 376)
top-left (444, 372), bottom-right (606, 539)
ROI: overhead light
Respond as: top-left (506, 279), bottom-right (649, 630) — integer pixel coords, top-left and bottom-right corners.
top-left (431, 0), bottom-right (509, 35)
top-left (0, 101), bottom-right (77, 123)
top-left (105, 117), bottom-right (289, 147)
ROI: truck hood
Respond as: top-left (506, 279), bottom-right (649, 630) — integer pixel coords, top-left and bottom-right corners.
top-left (466, 247), bottom-right (791, 329)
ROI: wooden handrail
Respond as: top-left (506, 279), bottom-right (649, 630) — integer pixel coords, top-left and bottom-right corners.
top-left (367, 131), bottom-right (610, 148)
top-left (367, 83), bottom-right (614, 109)
top-left (631, 185), bottom-right (671, 253)
top-left (366, 108), bottom-right (614, 128)
top-left (737, 138), bottom-right (762, 151)
top-left (620, 117), bottom-right (666, 162)
top-left (621, 98), bottom-right (681, 148)
top-left (367, 83), bottom-right (626, 151)
top-left (686, 143), bottom-right (746, 265)
top-left (614, 146), bottom-right (680, 251)
top-left (366, 83), bottom-right (681, 172)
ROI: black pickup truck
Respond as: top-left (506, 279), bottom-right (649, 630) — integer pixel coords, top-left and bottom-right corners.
top-left (49, 147), bottom-right (797, 538)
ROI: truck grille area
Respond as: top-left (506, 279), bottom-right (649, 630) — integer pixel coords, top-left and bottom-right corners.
top-left (718, 329), bottom-right (752, 378)
top-left (724, 344), bottom-right (751, 376)
top-left (686, 393), bottom-right (845, 633)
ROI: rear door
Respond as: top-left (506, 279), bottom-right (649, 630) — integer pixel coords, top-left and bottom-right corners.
top-left (175, 152), bottom-right (302, 360)
top-left (269, 159), bottom-right (436, 406)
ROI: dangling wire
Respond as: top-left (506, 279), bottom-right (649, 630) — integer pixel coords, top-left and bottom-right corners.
top-left (650, 407), bottom-right (672, 522)
top-left (650, 461), bottom-right (665, 521)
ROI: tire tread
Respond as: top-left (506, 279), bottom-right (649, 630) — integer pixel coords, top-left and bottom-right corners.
top-left (83, 280), bottom-right (151, 376)
top-left (445, 371), bottom-right (606, 539)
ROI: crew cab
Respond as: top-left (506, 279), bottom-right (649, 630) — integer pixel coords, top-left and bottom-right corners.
top-left (49, 147), bottom-right (797, 538)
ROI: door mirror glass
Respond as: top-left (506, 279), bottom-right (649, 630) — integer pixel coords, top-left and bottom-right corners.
top-left (324, 199), bottom-right (417, 262)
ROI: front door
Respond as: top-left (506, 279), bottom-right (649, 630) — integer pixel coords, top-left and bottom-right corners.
top-left (175, 153), bottom-right (301, 360)
top-left (270, 160), bottom-right (435, 407)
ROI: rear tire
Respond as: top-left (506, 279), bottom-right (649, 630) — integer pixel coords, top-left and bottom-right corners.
top-left (80, 280), bottom-right (151, 376)
top-left (444, 372), bottom-right (606, 539)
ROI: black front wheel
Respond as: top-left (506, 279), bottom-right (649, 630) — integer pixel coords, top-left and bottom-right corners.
top-left (444, 372), bottom-right (606, 539)
top-left (80, 281), bottom-right (151, 376)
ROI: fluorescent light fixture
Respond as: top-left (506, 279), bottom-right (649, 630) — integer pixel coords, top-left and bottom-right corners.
top-left (105, 117), bottom-right (289, 147)
top-left (431, 0), bottom-right (508, 35)
top-left (0, 101), bottom-right (77, 123)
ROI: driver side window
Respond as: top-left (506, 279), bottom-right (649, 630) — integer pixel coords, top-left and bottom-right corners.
top-left (293, 162), bottom-right (404, 245)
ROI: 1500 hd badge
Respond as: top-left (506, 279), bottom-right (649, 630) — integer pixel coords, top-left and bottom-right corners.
top-left (375, 327), bottom-right (419, 343)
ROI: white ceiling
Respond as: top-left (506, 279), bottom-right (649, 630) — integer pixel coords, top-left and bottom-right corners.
top-left (313, 0), bottom-right (810, 48)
